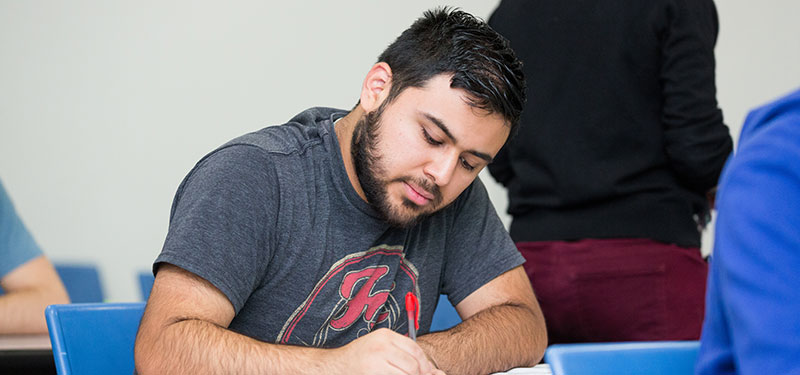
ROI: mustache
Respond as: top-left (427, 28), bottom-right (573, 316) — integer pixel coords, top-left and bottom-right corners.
top-left (392, 176), bottom-right (443, 206)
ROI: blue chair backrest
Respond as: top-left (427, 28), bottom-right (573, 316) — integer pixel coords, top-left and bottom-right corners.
top-left (545, 341), bottom-right (700, 375)
top-left (45, 302), bottom-right (146, 375)
top-left (138, 271), bottom-right (155, 300)
top-left (430, 294), bottom-right (461, 332)
top-left (54, 263), bottom-right (104, 303)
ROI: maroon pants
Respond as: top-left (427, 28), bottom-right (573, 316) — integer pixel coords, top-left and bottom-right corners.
top-left (518, 238), bottom-right (707, 344)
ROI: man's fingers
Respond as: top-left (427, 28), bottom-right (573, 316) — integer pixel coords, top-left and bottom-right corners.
top-left (386, 350), bottom-right (426, 375)
top-left (387, 333), bottom-right (435, 374)
top-left (367, 329), bottom-right (436, 375)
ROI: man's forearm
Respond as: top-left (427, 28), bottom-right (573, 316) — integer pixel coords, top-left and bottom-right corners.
top-left (417, 302), bottom-right (547, 375)
top-left (0, 287), bottom-right (68, 334)
top-left (135, 318), bottom-right (332, 375)
top-left (137, 262), bottom-right (441, 374)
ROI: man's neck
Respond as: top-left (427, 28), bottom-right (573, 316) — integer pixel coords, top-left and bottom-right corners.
top-left (335, 108), bottom-right (368, 202)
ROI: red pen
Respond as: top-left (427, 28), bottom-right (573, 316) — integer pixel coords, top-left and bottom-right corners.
top-left (405, 292), bottom-right (419, 341)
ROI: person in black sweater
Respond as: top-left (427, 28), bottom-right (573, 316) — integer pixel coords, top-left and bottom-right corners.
top-left (488, 0), bottom-right (732, 343)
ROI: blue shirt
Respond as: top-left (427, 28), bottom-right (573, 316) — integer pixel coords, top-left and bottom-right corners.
top-left (1, 179), bottom-right (43, 279)
top-left (696, 88), bottom-right (800, 374)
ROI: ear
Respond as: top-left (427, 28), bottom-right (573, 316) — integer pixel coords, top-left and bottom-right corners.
top-left (359, 62), bottom-right (392, 112)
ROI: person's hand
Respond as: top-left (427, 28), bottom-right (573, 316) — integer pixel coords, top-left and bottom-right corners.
top-left (325, 328), bottom-right (445, 375)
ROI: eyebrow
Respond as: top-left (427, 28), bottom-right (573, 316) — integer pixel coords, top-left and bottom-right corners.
top-left (423, 113), bottom-right (494, 163)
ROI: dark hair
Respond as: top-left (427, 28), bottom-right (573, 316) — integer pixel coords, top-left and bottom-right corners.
top-left (377, 7), bottom-right (526, 136)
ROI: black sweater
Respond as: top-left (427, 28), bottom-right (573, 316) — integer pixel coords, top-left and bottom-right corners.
top-left (488, 0), bottom-right (732, 248)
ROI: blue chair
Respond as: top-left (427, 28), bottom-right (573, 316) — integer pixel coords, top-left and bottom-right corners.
top-left (138, 271), bottom-right (155, 300)
top-left (54, 263), bottom-right (104, 303)
top-left (45, 302), bottom-right (146, 375)
top-left (544, 341), bottom-right (700, 375)
top-left (430, 294), bottom-right (461, 331)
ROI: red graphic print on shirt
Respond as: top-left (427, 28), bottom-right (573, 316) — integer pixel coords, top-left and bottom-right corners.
top-left (330, 266), bottom-right (391, 329)
top-left (276, 245), bottom-right (419, 347)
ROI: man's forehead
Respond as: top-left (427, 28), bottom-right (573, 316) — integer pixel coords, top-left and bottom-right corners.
top-left (414, 74), bottom-right (509, 126)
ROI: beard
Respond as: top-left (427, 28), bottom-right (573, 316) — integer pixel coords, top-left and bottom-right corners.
top-left (350, 106), bottom-right (443, 228)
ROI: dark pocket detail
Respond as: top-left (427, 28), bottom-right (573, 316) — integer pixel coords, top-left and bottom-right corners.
top-left (573, 264), bottom-right (667, 342)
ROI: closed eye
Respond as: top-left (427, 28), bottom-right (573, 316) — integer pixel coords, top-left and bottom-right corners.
top-left (421, 127), bottom-right (443, 146)
top-left (460, 157), bottom-right (476, 171)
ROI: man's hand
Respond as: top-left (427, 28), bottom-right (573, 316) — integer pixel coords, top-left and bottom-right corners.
top-left (328, 328), bottom-right (445, 375)
top-left (417, 267), bottom-right (546, 374)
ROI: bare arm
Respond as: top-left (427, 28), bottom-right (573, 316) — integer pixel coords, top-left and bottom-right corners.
top-left (135, 264), bottom-right (443, 375)
top-left (417, 266), bottom-right (547, 374)
top-left (0, 255), bottom-right (70, 334)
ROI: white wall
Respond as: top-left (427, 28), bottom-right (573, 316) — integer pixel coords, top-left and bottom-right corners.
top-left (0, 1), bottom-right (502, 302)
top-left (1, 1), bottom-right (799, 302)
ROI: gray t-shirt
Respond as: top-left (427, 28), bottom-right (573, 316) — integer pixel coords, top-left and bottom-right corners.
top-left (155, 107), bottom-right (523, 348)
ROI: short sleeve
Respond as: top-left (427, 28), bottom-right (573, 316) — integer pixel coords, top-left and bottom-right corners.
top-left (440, 177), bottom-right (524, 305)
top-left (155, 145), bottom-right (280, 313)
top-left (0, 180), bottom-right (44, 279)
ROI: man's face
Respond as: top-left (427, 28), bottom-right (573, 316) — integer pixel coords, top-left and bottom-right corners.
top-left (352, 74), bottom-right (510, 228)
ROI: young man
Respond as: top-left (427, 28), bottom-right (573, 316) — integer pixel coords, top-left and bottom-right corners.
top-left (135, 8), bottom-right (546, 375)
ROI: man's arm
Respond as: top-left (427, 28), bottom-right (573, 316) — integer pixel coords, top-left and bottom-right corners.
top-left (660, 0), bottom-right (732, 193)
top-left (0, 255), bottom-right (69, 334)
top-left (135, 264), bottom-right (442, 375)
top-left (417, 266), bottom-right (547, 374)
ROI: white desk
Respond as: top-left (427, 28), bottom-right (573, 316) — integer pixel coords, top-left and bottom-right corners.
top-left (0, 334), bottom-right (551, 374)
top-left (0, 334), bottom-right (51, 350)
top-left (493, 363), bottom-right (551, 375)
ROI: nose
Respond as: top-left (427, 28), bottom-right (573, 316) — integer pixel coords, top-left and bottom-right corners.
top-left (423, 150), bottom-right (459, 186)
